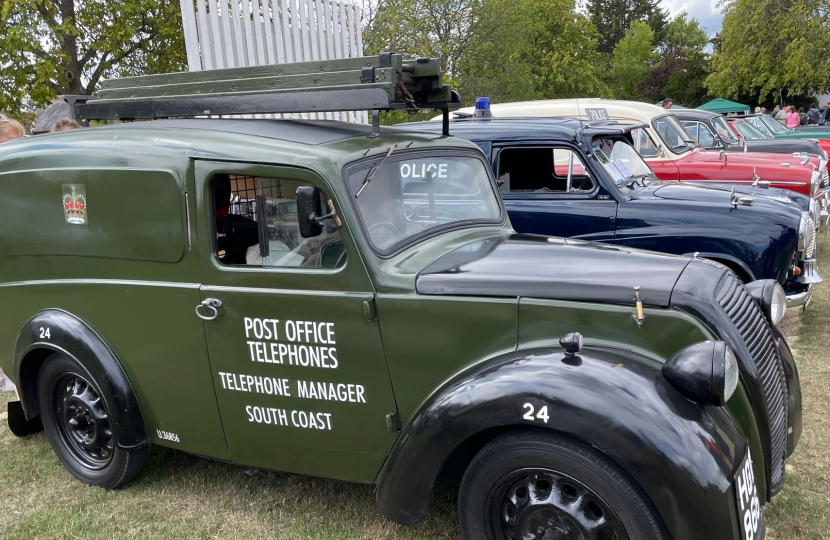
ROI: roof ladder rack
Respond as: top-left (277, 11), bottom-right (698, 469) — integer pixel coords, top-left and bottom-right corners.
top-left (73, 52), bottom-right (460, 136)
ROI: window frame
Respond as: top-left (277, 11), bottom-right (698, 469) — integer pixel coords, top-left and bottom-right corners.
top-left (205, 164), bottom-right (350, 276)
top-left (494, 143), bottom-right (600, 198)
top-left (631, 128), bottom-right (662, 159)
top-left (341, 147), bottom-right (505, 259)
top-left (680, 121), bottom-right (716, 147)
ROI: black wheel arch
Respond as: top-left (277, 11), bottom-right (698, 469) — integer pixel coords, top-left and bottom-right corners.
top-left (13, 309), bottom-right (147, 449)
top-left (374, 345), bottom-right (746, 540)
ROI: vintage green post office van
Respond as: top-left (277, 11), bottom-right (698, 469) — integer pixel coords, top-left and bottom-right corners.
top-left (0, 55), bottom-right (800, 540)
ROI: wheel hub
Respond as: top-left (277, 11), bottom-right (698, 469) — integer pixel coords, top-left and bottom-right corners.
top-left (498, 470), bottom-right (626, 540)
top-left (55, 376), bottom-right (114, 468)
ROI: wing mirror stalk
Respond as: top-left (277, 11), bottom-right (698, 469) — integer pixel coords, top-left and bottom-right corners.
top-left (297, 186), bottom-right (340, 238)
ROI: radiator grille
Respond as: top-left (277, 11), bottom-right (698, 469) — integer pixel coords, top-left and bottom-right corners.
top-left (716, 273), bottom-right (787, 486)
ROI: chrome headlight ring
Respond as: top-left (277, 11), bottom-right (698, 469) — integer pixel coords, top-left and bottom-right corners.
top-left (810, 169), bottom-right (821, 196)
top-left (798, 214), bottom-right (807, 252)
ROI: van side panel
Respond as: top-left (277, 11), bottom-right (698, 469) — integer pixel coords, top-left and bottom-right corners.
top-left (0, 168), bottom-right (184, 263)
top-left (0, 155), bottom-right (229, 460)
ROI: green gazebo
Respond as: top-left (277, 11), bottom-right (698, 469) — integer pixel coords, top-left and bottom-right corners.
top-left (696, 98), bottom-right (751, 114)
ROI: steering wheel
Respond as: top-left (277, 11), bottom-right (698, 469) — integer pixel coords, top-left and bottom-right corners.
top-left (368, 222), bottom-right (399, 235)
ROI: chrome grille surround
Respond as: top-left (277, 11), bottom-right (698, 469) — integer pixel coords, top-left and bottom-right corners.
top-left (805, 215), bottom-right (817, 258)
top-left (716, 273), bottom-right (788, 486)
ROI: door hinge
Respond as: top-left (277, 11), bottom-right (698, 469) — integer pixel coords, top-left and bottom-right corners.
top-left (386, 411), bottom-right (401, 433)
top-left (363, 299), bottom-right (377, 321)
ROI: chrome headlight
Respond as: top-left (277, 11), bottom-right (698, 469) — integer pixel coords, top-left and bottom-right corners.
top-left (809, 197), bottom-right (821, 226)
top-left (798, 214), bottom-right (808, 252)
top-left (746, 280), bottom-right (787, 326)
top-left (811, 169), bottom-right (821, 196)
top-left (662, 341), bottom-right (739, 406)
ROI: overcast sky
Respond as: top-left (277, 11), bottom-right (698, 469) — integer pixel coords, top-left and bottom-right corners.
top-left (664, 0), bottom-right (722, 37)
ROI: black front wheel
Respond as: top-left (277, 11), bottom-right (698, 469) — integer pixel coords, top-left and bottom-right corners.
top-left (458, 429), bottom-right (667, 540)
top-left (37, 353), bottom-right (146, 489)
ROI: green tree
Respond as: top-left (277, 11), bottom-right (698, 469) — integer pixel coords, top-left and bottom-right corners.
top-left (0, 0), bottom-right (186, 114)
top-left (588, 0), bottom-right (667, 55)
top-left (459, 0), bottom-right (609, 102)
top-left (706, 0), bottom-right (830, 101)
top-left (642, 12), bottom-right (710, 106)
top-left (363, 0), bottom-right (481, 82)
top-left (365, 0), bottom-right (609, 108)
top-left (610, 21), bottom-right (655, 99)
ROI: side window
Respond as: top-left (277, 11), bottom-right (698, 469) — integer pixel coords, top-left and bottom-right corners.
top-left (212, 174), bottom-right (346, 270)
top-left (681, 122), bottom-right (715, 146)
top-left (497, 147), bottom-right (595, 193)
top-left (681, 121), bottom-right (699, 140)
top-left (632, 128), bottom-right (658, 157)
top-left (697, 124), bottom-right (716, 146)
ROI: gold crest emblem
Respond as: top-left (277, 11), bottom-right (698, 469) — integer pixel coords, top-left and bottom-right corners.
top-left (62, 184), bottom-right (87, 224)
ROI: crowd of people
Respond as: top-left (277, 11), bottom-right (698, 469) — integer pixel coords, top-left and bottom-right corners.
top-left (757, 103), bottom-right (830, 126)
top-left (0, 115), bottom-right (80, 145)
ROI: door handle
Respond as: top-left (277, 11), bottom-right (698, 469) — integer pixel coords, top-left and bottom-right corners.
top-left (195, 298), bottom-right (223, 321)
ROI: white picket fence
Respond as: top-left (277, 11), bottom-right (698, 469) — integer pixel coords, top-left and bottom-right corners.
top-left (179, 0), bottom-right (366, 122)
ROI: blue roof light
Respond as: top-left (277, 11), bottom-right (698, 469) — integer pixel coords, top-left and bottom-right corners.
top-left (474, 97), bottom-right (492, 117)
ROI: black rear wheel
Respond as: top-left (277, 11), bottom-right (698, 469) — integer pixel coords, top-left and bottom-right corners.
top-left (458, 429), bottom-right (666, 540)
top-left (37, 353), bottom-right (146, 489)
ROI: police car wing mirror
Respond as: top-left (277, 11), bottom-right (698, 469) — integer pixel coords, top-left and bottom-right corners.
top-left (296, 186), bottom-right (325, 238)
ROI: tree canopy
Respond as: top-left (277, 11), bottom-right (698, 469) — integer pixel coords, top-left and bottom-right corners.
top-left (642, 12), bottom-right (710, 106)
top-left (0, 0), bottom-right (186, 114)
top-left (587, 0), bottom-right (667, 54)
top-left (610, 21), bottom-right (655, 99)
top-left (707, 0), bottom-right (830, 101)
top-left (365, 0), bottom-right (609, 106)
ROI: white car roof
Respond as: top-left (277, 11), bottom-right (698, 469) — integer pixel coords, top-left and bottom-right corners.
top-left (446, 98), bottom-right (669, 124)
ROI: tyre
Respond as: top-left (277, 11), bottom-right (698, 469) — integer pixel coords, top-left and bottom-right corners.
top-left (458, 429), bottom-right (666, 540)
top-left (37, 353), bottom-right (146, 489)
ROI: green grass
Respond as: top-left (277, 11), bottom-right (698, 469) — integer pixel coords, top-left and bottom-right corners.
top-left (1, 237), bottom-right (829, 539)
top-left (763, 232), bottom-right (830, 539)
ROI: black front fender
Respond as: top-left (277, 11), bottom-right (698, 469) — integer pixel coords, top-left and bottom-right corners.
top-left (772, 325), bottom-right (802, 458)
top-left (13, 309), bottom-right (147, 449)
top-left (375, 345), bottom-right (745, 540)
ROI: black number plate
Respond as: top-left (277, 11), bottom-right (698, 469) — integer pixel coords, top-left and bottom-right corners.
top-left (734, 449), bottom-right (763, 540)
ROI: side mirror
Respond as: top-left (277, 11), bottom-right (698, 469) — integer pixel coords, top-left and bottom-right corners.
top-left (497, 172), bottom-right (510, 193)
top-left (296, 186), bottom-right (323, 238)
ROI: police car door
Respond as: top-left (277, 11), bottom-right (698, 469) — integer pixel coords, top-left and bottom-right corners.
top-left (194, 160), bottom-right (398, 483)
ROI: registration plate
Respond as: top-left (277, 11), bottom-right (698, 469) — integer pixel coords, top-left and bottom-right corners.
top-left (734, 449), bottom-right (763, 540)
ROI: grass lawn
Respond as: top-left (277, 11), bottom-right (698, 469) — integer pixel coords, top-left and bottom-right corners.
top-left (0, 236), bottom-right (828, 539)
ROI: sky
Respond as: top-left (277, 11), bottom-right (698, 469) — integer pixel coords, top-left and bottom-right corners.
top-left (664, 0), bottom-right (723, 37)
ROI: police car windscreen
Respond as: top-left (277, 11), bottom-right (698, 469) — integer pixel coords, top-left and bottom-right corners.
top-left (346, 155), bottom-right (501, 252)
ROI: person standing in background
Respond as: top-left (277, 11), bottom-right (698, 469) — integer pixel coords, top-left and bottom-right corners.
top-left (786, 106), bottom-right (801, 128)
top-left (774, 105), bottom-right (787, 123)
top-left (51, 119), bottom-right (81, 132)
top-left (0, 119), bottom-right (25, 143)
top-left (661, 98), bottom-right (673, 109)
top-left (807, 104), bottom-right (819, 125)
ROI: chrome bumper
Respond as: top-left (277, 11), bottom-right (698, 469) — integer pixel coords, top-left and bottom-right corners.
top-left (788, 258), bottom-right (823, 311)
top-left (787, 284), bottom-right (815, 310)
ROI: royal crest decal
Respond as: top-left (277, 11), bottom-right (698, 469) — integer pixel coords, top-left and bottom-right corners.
top-left (62, 184), bottom-right (87, 225)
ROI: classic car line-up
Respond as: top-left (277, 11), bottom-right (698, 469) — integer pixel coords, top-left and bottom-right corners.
top-left (0, 54), bottom-right (815, 540)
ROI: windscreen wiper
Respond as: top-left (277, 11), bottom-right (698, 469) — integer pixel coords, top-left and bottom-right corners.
top-left (355, 143), bottom-right (398, 198)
